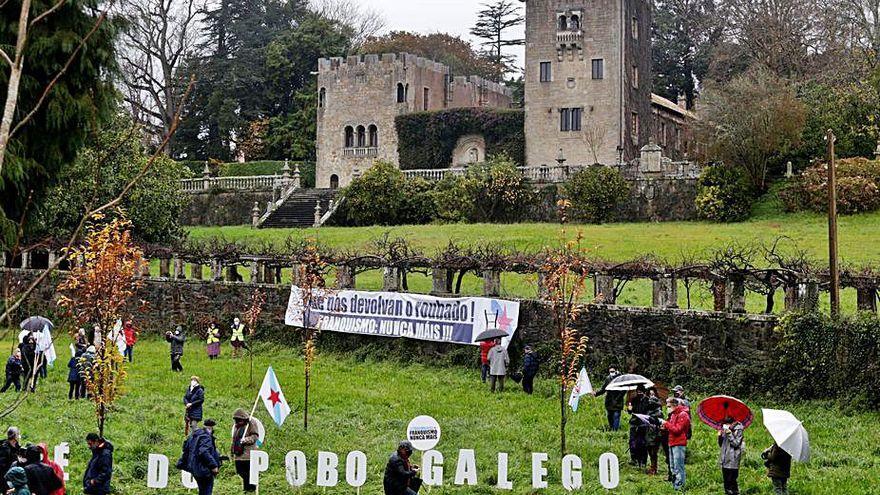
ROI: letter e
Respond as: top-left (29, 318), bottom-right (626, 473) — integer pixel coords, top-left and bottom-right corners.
top-left (53, 444), bottom-right (69, 482)
top-left (531, 453), bottom-right (548, 489)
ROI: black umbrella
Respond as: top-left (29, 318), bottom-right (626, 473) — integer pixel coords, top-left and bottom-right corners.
top-left (474, 328), bottom-right (509, 342)
top-left (19, 316), bottom-right (53, 333)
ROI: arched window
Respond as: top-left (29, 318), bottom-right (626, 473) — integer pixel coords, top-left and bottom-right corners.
top-left (570, 15), bottom-right (579, 30)
top-left (368, 124), bottom-right (378, 147)
top-left (405, 83), bottom-right (409, 102)
top-left (344, 126), bottom-right (354, 148)
top-left (396, 83), bottom-right (405, 103)
top-left (558, 15), bottom-right (567, 30)
top-left (356, 125), bottom-right (366, 147)
top-left (330, 174), bottom-right (339, 189)
top-left (319, 87), bottom-right (326, 108)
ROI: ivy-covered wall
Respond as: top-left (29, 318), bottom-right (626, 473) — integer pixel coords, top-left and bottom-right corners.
top-left (395, 108), bottom-right (525, 169)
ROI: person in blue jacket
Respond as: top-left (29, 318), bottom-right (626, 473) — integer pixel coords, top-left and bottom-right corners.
top-left (521, 345), bottom-right (539, 394)
top-left (67, 350), bottom-right (84, 400)
top-left (177, 419), bottom-right (221, 495)
top-left (83, 433), bottom-right (113, 495)
top-left (184, 376), bottom-right (206, 432)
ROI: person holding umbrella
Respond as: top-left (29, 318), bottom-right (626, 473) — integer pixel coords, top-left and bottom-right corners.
top-left (762, 442), bottom-right (791, 494)
top-left (487, 338), bottom-right (509, 393)
top-left (594, 366), bottom-right (626, 431)
top-left (696, 395), bottom-right (753, 495)
top-left (627, 385), bottom-right (650, 468)
top-left (761, 408), bottom-right (809, 495)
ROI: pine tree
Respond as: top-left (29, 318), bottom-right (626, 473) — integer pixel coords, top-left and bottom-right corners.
top-left (469, 0), bottom-right (524, 82)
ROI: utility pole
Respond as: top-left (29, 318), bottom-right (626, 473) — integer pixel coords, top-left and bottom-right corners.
top-left (826, 129), bottom-right (840, 317)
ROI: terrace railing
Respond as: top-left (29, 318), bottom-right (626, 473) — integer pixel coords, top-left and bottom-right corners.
top-left (180, 174), bottom-right (282, 192)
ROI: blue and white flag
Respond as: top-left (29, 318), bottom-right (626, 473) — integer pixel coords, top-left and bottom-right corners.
top-left (259, 366), bottom-right (291, 427)
top-left (568, 367), bottom-right (594, 412)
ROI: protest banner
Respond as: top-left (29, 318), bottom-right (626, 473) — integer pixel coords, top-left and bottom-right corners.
top-left (285, 287), bottom-right (520, 346)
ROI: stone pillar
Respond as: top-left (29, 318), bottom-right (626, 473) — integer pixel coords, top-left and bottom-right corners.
top-left (173, 257), bottom-right (186, 279)
top-left (289, 263), bottom-right (303, 287)
top-left (536, 272), bottom-right (551, 299)
top-left (159, 258), bottom-right (171, 278)
top-left (292, 163), bottom-right (302, 189)
top-left (314, 201), bottom-right (323, 227)
top-left (140, 258), bottom-right (151, 277)
top-left (857, 288), bottom-right (878, 312)
top-left (725, 276), bottom-right (746, 313)
top-left (639, 143), bottom-right (662, 173)
top-left (20, 250), bottom-right (30, 269)
top-left (263, 264), bottom-right (275, 284)
top-left (250, 262), bottom-right (263, 284)
top-left (594, 274), bottom-right (616, 304)
top-left (712, 279), bottom-right (726, 312)
top-left (652, 276), bottom-right (678, 309)
top-left (225, 265), bottom-right (239, 282)
top-left (382, 267), bottom-right (401, 292)
top-left (202, 163), bottom-right (211, 191)
top-left (252, 202), bottom-right (261, 228)
top-left (431, 268), bottom-right (450, 295)
top-left (482, 270), bottom-right (501, 297)
top-left (190, 263), bottom-right (203, 280)
top-left (336, 265), bottom-right (356, 289)
top-left (47, 251), bottom-right (58, 268)
top-left (211, 260), bottom-right (223, 281)
top-left (784, 281), bottom-right (819, 312)
top-left (0, 251), bottom-right (6, 268)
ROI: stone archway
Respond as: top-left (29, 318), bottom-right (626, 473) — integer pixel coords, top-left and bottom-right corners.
top-left (451, 135), bottom-right (487, 166)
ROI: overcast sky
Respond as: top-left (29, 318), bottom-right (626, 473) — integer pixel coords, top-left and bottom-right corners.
top-left (362, 0), bottom-right (526, 67)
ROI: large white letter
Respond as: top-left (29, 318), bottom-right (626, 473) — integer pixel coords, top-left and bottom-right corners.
top-left (496, 452), bottom-right (513, 490)
top-left (598, 453), bottom-right (620, 489)
top-left (316, 451), bottom-right (339, 487)
top-left (249, 450), bottom-right (270, 486)
top-left (422, 450), bottom-right (444, 486)
top-left (53, 444), bottom-right (69, 482)
top-left (453, 449), bottom-right (477, 486)
top-left (285, 451), bottom-right (308, 487)
top-left (531, 453), bottom-right (548, 489)
top-left (146, 454), bottom-right (168, 489)
top-left (561, 454), bottom-right (582, 491)
top-left (181, 471), bottom-right (197, 489)
top-left (346, 451), bottom-right (367, 488)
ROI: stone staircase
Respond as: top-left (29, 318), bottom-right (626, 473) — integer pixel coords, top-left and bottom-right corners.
top-left (258, 189), bottom-right (338, 228)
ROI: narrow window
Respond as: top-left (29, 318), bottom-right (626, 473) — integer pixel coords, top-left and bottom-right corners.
top-left (356, 125), bottom-right (366, 147)
top-left (661, 122), bottom-right (667, 146)
top-left (368, 124), bottom-right (378, 147)
top-left (396, 83), bottom-right (405, 103)
top-left (632, 65), bottom-right (639, 88)
top-left (344, 126), bottom-right (354, 148)
top-left (540, 62), bottom-right (552, 82)
top-left (631, 112), bottom-right (639, 141)
top-left (632, 17), bottom-right (639, 40)
top-left (423, 88), bottom-right (430, 110)
top-left (570, 15), bottom-right (580, 30)
top-left (571, 108), bottom-right (582, 131)
top-left (560, 108), bottom-right (571, 132)
top-left (558, 15), bottom-right (567, 30)
top-left (591, 59), bottom-right (604, 79)
top-left (319, 87), bottom-right (326, 108)
top-left (405, 83), bottom-right (409, 102)
top-left (675, 127), bottom-right (682, 150)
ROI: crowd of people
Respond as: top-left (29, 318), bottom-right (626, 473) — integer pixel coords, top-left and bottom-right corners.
top-left (164, 318), bottom-right (251, 372)
top-left (0, 426), bottom-right (113, 495)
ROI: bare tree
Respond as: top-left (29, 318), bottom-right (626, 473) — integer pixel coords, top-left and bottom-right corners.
top-left (837, 0), bottom-right (880, 66)
top-left (309, 0), bottom-right (385, 48)
top-left (581, 121), bottom-right (607, 165)
top-left (117, 0), bottom-right (204, 153)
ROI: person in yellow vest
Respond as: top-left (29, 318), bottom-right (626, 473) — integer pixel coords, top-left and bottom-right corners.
top-left (206, 323), bottom-right (221, 360)
top-left (230, 318), bottom-right (247, 358)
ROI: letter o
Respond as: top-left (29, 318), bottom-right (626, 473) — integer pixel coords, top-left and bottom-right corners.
top-left (346, 451), bottom-right (367, 487)
top-left (598, 452), bottom-right (620, 489)
top-left (285, 451), bottom-right (307, 487)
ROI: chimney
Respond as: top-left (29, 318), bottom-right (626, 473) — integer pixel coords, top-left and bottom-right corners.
top-left (677, 94), bottom-right (687, 110)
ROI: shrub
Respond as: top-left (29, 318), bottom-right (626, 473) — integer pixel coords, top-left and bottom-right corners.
top-left (780, 158), bottom-right (880, 214)
top-left (562, 166), bottom-right (630, 223)
top-left (430, 175), bottom-right (469, 223)
top-left (336, 161), bottom-right (408, 226)
top-left (459, 155), bottom-right (535, 223)
top-left (398, 177), bottom-right (436, 225)
top-left (395, 108), bottom-right (525, 169)
top-left (695, 164), bottom-right (755, 222)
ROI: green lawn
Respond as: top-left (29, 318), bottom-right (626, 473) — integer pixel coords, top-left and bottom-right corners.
top-left (184, 210), bottom-right (880, 315)
top-left (5, 337), bottom-right (878, 494)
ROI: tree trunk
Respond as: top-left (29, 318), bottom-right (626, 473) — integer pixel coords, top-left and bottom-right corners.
top-left (0, 0), bottom-right (33, 176)
top-left (560, 382), bottom-right (567, 455)
top-left (99, 403), bottom-right (105, 437)
top-left (304, 367), bottom-right (310, 431)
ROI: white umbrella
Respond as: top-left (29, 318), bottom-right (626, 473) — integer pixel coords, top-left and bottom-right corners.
top-left (762, 408), bottom-right (810, 462)
top-left (605, 373), bottom-right (654, 391)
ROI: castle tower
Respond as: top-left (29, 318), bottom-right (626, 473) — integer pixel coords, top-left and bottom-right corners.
top-left (522, 0), bottom-right (652, 166)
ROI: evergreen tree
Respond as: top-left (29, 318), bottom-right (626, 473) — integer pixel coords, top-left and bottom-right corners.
top-left (469, 0), bottom-right (524, 81)
top-left (0, 0), bottom-right (120, 247)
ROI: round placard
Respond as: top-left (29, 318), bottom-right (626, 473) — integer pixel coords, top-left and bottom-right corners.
top-left (406, 415), bottom-right (441, 451)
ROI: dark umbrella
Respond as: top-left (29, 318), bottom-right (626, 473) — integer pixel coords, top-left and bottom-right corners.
top-left (697, 395), bottom-right (754, 430)
top-left (473, 328), bottom-right (509, 342)
top-left (631, 413), bottom-right (654, 426)
top-left (20, 316), bottom-right (53, 332)
top-left (605, 373), bottom-right (654, 391)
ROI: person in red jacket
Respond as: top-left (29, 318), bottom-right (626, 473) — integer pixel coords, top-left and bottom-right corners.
top-left (122, 320), bottom-right (138, 363)
top-left (39, 443), bottom-right (66, 495)
top-left (662, 397), bottom-right (691, 491)
top-left (479, 340), bottom-right (495, 383)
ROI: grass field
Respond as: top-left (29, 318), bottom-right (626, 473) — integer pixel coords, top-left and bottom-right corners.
top-left (7, 337), bottom-right (879, 494)
top-left (184, 209), bottom-right (880, 315)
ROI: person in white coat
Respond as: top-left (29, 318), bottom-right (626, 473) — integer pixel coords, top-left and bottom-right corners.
top-left (487, 338), bottom-right (509, 393)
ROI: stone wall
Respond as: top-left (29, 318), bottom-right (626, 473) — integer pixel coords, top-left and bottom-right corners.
top-left (4, 268), bottom-right (776, 376)
top-left (180, 191), bottom-right (273, 226)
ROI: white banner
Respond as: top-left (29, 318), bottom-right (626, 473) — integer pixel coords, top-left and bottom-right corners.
top-left (284, 287), bottom-right (519, 346)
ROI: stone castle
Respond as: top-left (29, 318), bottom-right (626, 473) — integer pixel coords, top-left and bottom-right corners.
top-left (315, 0), bottom-right (695, 189)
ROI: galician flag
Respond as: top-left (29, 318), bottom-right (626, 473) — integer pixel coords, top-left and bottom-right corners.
top-left (568, 367), bottom-right (594, 412)
top-left (259, 366), bottom-right (291, 427)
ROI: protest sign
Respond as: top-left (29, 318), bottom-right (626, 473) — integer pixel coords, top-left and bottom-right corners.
top-left (285, 287), bottom-right (520, 346)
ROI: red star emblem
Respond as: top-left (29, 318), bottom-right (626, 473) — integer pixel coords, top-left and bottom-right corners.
top-left (266, 389), bottom-right (282, 408)
top-left (497, 307), bottom-right (513, 330)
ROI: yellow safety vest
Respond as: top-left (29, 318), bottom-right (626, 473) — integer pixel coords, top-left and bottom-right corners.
top-left (206, 328), bottom-right (220, 345)
top-left (231, 323), bottom-right (245, 342)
